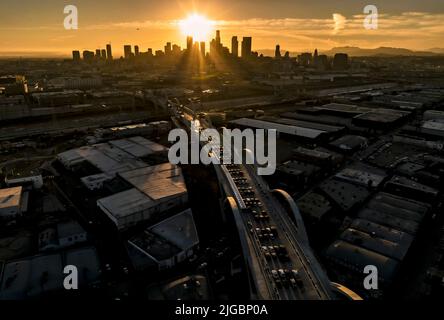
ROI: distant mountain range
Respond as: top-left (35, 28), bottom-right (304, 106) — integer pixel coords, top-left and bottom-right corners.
top-left (258, 46), bottom-right (444, 57)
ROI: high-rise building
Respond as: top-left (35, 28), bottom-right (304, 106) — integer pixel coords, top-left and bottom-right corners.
top-left (313, 48), bottom-right (319, 66)
top-left (216, 30), bottom-right (221, 45)
top-left (172, 44), bottom-right (181, 56)
top-left (124, 45), bottom-right (132, 59)
top-left (241, 37), bottom-right (252, 58)
top-left (101, 49), bottom-right (107, 60)
top-left (82, 50), bottom-right (95, 61)
top-left (72, 50), bottom-right (81, 62)
top-left (186, 36), bottom-right (193, 51)
top-left (200, 42), bottom-right (206, 56)
top-left (275, 45), bottom-right (281, 58)
top-left (317, 54), bottom-right (329, 70)
top-left (231, 36), bottom-right (238, 57)
top-left (106, 44), bottom-right (113, 60)
top-left (193, 42), bottom-right (200, 54)
top-left (165, 42), bottom-right (172, 56)
top-left (333, 53), bottom-right (349, 70)
top-left (298, 52), bottom-right (312, 66)
top-left (134, 45), bottom-right (140, 56)
top-left (95, 49), bottom-right (101, 58)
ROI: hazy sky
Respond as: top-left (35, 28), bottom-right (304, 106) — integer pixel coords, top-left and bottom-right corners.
top-left (1, 0), bottom-right (443, 56)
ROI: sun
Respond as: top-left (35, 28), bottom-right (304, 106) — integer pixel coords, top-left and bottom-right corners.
top-left (178, 14), bottom-right (215, 42)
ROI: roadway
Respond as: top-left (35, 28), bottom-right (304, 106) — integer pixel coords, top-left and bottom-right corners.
top-left (171, 105), bottom-right (333, 300)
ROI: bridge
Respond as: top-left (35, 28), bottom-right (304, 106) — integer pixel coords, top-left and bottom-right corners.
top-left (165, 99), bottom-right (338, 300)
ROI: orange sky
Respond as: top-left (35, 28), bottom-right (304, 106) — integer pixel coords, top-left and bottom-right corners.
top-left (0, 0), bottom-right (443, 57)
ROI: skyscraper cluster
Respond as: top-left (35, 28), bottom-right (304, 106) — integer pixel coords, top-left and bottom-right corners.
top-left (71, 31), bottom-right (256, 62)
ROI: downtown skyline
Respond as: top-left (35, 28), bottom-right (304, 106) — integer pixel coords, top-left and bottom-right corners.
top-left (0, 0), bottom-right (444, 57)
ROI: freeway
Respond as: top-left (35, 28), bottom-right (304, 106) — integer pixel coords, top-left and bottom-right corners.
top-left (170, 104), bottom-right (333, 300)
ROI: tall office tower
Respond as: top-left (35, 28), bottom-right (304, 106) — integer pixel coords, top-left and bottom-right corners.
top-left (106, 44), bottom-right (113, 60)
top-left (95, 49), bottom-right (101, 58)
top-left (72, 50), bottom-right (81, 62)
top-left (82, 50), bottom-right (95, 61)
top-left (200, 42), bottom-right (206, 56)
top-left (124, 45), bottom-right (132, 59)
top-left (148, 48), bottom-right (153, 56)
top-left (101, 49), bottom-right (107, 59)
top-left (193, 42), bottom-right (200, 54)
top-left (165, 42), bottom-right (172, 56)
top-left (333, 53), bottom-right (349, 70)
top-left (187, 36), bottom-right (193, 51)
top-left (241, 37), bottom-right (252, 58)
top-left (231, 36), bottom-right (238, 57)
top-left (172, 44), bottom-right (181, 56)
top-left (216, 30), bottom-right (221, 45)
top-left (134, 45), bottom-right (140, 56)
top-left (313, 48), bottom-right (319, 66)
top-left (275, 44), bottom-right (281, 58)
top-left (298, 52), bottom-right (313, 66)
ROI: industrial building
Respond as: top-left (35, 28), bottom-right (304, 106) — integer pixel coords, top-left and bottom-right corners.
top-left (329, 135), bottom-right (368, 153)
top-left (334, 164), bottom-right (387, 188)
top-left (57, 136), bottom-right (168, 191)
top-left (229, 117), bottom-right (334, 141)
top-left (5, 175), bottom-right (43, 190)
top-left (127, 209), bottom-right (199, 270)
top-left (325, 240), bottom-right (400, 284)
top-left (0, 187), bottom-right (28, 222)
top-left (325, 182), bottom-right (432, 291)
top-left (297, 192), bottom-right (333, 223)
top-left (97, 163), bottom-right (188, 230)
top-left (318, 178), bottom-right (370, 212)
top-left (0, 247), bottom-right (101, 299)
top-left (38, 221), bottom-right (88, 252)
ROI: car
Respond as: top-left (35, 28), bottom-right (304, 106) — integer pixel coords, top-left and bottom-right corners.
top-left (271, 270), bottom-right (279, 280)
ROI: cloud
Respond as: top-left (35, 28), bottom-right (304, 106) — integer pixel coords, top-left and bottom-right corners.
top-left (2, 11), bottom-right (443, 52)
top-left (333, 13), bottom-right (346, 34)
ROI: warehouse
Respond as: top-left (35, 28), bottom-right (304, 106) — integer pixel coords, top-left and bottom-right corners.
top-left (229, 117), bottom-right (331, 141)
top-left (0, 247), bottom-right (101, 299)
top-left (0, 186), bottom-right (26, 222)
top-left (97, 163), bottom-right (188, 230)
top-left (127, 209), bottom-right (199, 270)
top-left (57, 136), bottom-right (168, 191)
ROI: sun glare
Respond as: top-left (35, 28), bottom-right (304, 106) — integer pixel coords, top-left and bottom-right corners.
top-left (179, 14), bottom-right (215, 42)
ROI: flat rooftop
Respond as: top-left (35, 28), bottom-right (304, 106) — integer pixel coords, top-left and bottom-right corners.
top-left (314, 103), bottom-right (367, 115)
top-left (262, 116), bottom-right (345, 133)
top-left (335, 165), bottom-right (387, 188)
top-left (129, 209), bottom-right (198, 262)
top-left (297, 192), bottom-right (332, 221)
top-left (57, 136), bottom-right (165, 173)
top-left (119, 163), bottom-right (187, 201)
top-left (149, 208), bottom-right (199, 251)
top-left (97, 163), bottom-right (187, 220)
top-left (0, 186), bottom-right (22, 210)
top-left (230, 118), bottom-right (326, 139)
top-left (0, 247), bottom-right (101, 299)
top-left (353, 109), bottom-right (410, 124)
top-left (319, 178), bottom-right (370, 211)
top-left (109, 136), bottom-right (168, 158)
